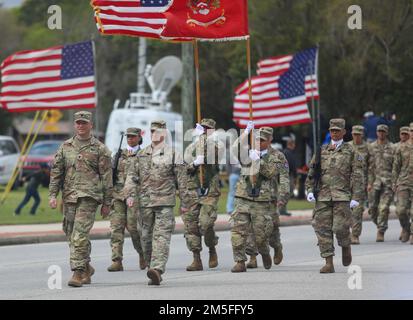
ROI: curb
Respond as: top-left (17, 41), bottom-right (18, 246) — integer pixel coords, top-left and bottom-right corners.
top-left (0, 213), bottom-right (398, 247)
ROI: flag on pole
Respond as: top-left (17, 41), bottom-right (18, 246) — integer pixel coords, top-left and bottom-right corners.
top-left (257, 47), bottom-right (319, 100)
top-left (233, 48), bottom-right (319, 128)
top-left (0, 41), bottom-right (96, 112)
top-left (92, 0), bottom-right (249, 41)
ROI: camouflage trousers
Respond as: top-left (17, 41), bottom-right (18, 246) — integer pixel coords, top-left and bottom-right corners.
top-left (395, 188), bottom-right (413, 235)
top-left (140, 206), bottom-right (175, 274)
top-left (63, 197), bottom-right (98, 271)
top-left (231, 198), bottom-right (273, 262)
top-left (246, 203), bottom-right (282, 256)
top-left (351, 198), bottom-right (366, 237)
top-left (109, 199), bottom-right (143, 262)
top-left (368, 186), bottom-right (394, 232)
top-left (312, 201), bottom-right (351, 258)
top-left (181, 196), bottom-right (219, 252)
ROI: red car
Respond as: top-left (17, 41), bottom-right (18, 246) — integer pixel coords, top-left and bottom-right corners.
top-left (22, 140), bottom-right (63, 186)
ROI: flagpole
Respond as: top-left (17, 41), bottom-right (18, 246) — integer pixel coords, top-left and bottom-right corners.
top-left (193, 40), bottom-right (205, 189)
top-left (91, 37), bottom-right (99, 138)
top-left (315, 45), bottom-right (321, 145)
top-left (0, 111), bottom-right (48, 205)
top-left (309, 57), bottom-right (317, 154)
top-left (246, 37), bottom-right (257, 186)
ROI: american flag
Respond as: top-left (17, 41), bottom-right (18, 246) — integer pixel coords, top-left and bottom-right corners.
top-left (233, 48), bottom-right (319, 128)
top-left (0, 41), bottom-right (96, 112)
top-left (92, 0), bottom-right (171, 39)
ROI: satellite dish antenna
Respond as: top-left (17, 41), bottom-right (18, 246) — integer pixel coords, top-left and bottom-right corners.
top-left (148, 56), bottom-right (183, 103)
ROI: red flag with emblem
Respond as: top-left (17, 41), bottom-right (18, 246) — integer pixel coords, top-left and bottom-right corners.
top-left (162, 0), bottom-right (249, 41)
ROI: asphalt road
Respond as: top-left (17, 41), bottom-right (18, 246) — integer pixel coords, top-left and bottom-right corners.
top-left (0, 220), bottom-right (412, 300)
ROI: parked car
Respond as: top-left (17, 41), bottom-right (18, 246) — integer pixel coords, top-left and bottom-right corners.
top-left (22, 140), bottom-right (63, 187)
top-left (0, 136), bottom-right (20, 188)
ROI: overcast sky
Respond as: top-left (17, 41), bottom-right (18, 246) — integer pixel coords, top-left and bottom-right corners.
top-left (1, 0), bottom-right (24, 8)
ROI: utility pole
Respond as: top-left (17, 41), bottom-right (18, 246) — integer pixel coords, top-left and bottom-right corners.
top-left (181, 43), bottom-right (195, 149)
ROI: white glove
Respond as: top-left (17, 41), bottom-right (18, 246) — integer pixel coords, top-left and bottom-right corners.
top-left (244, 121), bottom-right (255, 135)
top-left (350, 200), bottom-right (360, 209)
top-left (307, 192), bottom-right (316, 203)
top-left (249, 149), bottom-right (260, 161)
top-left (126, 197), bottom-right (134, 208)
top-left (193, 123), bottom-right (205, 137)
top-left (193, 155), bottom-right (205, 166)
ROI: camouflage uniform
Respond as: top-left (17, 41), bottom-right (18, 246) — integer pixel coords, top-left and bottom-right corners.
top-left (231, 127), bottom-right (284, 263)
top-left (109, 128), bottom-right (143, 263)
top-left (368, 125), bottom-right (395, 233)
top-left (392, 125), bottom-right (413, 238)
top-left (348, 125), bottom-right (370, 238)
top-left (306, 119), bottom-right (364, 259)
top-left (49, 111), bottom-right (113, 272)
top-left (124, 121), bottom-right (181, 275)
top-left (183, 118), bottom-right (223, 252)
top-left (177, 163), bottom-right (202, 252)
top-left (394, 126), bottom-right (410, 150)
top-left (246, 150), bottom-right (290, 257)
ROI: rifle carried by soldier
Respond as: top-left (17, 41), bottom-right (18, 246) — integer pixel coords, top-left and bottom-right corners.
top-left (313, 144), bottom-right (322, 200)
top-left (112, 132), bottom-right (124, 185)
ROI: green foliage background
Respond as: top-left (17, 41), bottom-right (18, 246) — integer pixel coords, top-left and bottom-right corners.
top-left (1, 0), bottom-right (412, 138)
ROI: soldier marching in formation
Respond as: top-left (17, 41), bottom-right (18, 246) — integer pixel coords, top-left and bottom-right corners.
top-left (348, 125), bottom-right (370, 245)
top-left (392, 123), bottom-right (413, 244)
top-left (182, 119), bottom-right (224, 271)
top-left (49, 111), bottom-right (113, 287)
top-left (305, 119), bottom-right (365, 273)
top-left (368, 124), bottom-right (395, 242)
top-left (48, 111), bottom-right (412, 287)
top-left (229, 123), bottom-right (288, 272)
top-left (124, 120), bottom-right (182, 285)
top-left (107, 128), bottom-right (146, 272)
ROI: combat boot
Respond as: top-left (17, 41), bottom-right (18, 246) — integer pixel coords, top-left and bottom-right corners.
top-left (262, 253), bottom-right (272, 270)
top-left (186, 251), bottom-right (203, 271)
top-left (342, 246), bottom-right (352, 266)
top-left (376, 230), bottom-right (385, 242)
top-left (320, 256), bottom-right (335, 274)
top-left (81, 263), bottom-right (95, 285)
top-left (147, 268), bottom-right (162, 286)
top-left (246, 255), bottom-right (257, 269)
top-left (139, 254), bottom-right (147, 270)
top-left (231, 261), bottom-right (246, 273)
top-left (208, 247), bottom-right (218, 268)
top-left (107, 260), bottom-right (124, 272)
top-left (273, 248), bottom-right (283, 265)
top-left (351, 235), bottom-right (360, 245)
top-left (400, 229), bottom-right (410, 243)
top-left (68, 270), bottom-right (84, 287)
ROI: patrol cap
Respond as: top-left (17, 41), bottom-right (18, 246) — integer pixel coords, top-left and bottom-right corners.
top-left (329, 118), bottom-right (345, 130)
top-left (352, 125), bottom-right (364, 135)
top-left (377, 124), bottom-right (389, 133)
top-left (74, 111), bottom-right (92, 123)
top-left (400, 126), bottom-right (410, 134)
top-left (200, 118), bottom-right (216, 129)
top-left (126, 127), bottom-right (142, 136)
top-left (257, 127), bottom-right (273, 141)
top-left (150, 120), bottom-right (166, 130)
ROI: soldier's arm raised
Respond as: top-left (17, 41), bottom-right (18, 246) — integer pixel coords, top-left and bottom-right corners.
top-left (48, 145), bottom-right (65, 201)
